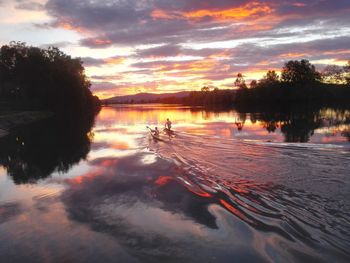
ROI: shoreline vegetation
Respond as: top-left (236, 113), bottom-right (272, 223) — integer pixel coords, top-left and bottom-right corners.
top-left (0, 42), bottom-right (101, 136)
top-left (104, 59), bottom-right (350, 111)
top-left (0, 111), bottom-right (53, 138)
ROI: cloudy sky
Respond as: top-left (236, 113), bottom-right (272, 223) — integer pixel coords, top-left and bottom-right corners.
top-left (0, 0), bottom-right (349, 98)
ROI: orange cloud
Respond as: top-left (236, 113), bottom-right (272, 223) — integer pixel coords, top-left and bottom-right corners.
top-left (105, 57), bottom-right (125, 64)
top-left (91, 38), bottom-right (112, 46)
top-left (279, 52), bottom-right (308, 58)
top-left (56, 21), bottom-right (87, 33)
top-left (155, 58), bottom-right (221, 73)
top-left (151, 9), bottom-right (181, 20)
top-left (323, 50), bottom-right (350, 56)
top-left (152, 2), bottom-right (274, 22)
top-left (184, 2), bottom-right (273, 21)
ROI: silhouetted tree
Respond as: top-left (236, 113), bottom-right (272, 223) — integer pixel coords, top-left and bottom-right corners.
top-left (322, 65), bottom-right (344, 84)
top-left (344, 60), bottom-right (350, 85)
top-left (0, 42), bottom-right (101, 117)
top-left (250, 80), bottom-right (258, 88)
top-left (201, 86), bottom-right (210, 92)
top-left (281, 59), bottom-right (321, 84)
top-left (234, 73), bottom-right (247, 89)
top-left (260, 70), bottom-right (279, 86)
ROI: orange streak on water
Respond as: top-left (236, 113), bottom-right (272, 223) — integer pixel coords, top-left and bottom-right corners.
top-left (219, 199), bottom-right (249, 222)
top-left (154, 176), bottom-right (173, 186)
top-left (66, 171), bottom-right (102, 186)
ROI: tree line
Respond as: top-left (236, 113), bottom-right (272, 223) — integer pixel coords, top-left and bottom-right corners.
top-left (156, 59), bottom-right (350, 108)
top-left (0, 42), bottom-right (101, 118)
top-left (235, 59), bottom-right (350, 108)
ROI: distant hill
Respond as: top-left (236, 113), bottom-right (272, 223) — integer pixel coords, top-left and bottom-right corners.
top-left (103, 91), bottom-right (191, 104)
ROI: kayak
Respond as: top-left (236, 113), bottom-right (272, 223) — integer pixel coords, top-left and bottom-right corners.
top-left (163, 128), bottom-right (175, 135)
top-left (151, 133), bottom-right (164, 141)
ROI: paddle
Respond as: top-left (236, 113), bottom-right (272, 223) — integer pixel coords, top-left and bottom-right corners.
top-left (146, 126), bottom-right (155, 133)
top-left (146, 126), bottom-right (164, 141)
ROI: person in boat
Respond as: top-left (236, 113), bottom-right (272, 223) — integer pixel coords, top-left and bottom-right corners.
top-left (235, 121), bottom-right (243, 131)
top-left (164, 118), bottom-right (172, 131)
top-left (151, 127), bottom-right (160, 137)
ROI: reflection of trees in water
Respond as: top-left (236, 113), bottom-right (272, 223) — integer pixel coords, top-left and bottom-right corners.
top-left (341, 130), bottom-right (350, 141)
top-left (0, 115), bottom-right (95, 184)
top-left (249, 109), bottom-right (350, 142)
top-left (280, 112), bottom-right (321, 142)
top-left (252, 110), bottom-right (324, 143)
top-left (263, 121), bottom-right (279, 133)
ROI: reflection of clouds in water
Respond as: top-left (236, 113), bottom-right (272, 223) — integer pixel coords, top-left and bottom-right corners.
top-left (0, 196), bottom-right (136, 263)
top-left (61, 153), bottom-right (231, 260)
top-left (61, 151), bottom-right (350, 262)
top-left (0, 202), bottom-right (22, 224)
top-left (0, 167), bottom-right (6, 176)
top-left (1, 106), bottom-right (349, 262)
top-left (88, 148), bottom-right (139, 160)
top-left (140, 154), bottom-right (157, 165)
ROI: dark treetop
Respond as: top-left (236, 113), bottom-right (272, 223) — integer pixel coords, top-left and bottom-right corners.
top-left (0, 42), bottom-right (101, 117)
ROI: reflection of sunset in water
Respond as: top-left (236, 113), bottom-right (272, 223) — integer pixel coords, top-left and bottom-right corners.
top-left (94, 105), bottom-right (350, 144)
top-left (0, 105), bottom-right (349, 263)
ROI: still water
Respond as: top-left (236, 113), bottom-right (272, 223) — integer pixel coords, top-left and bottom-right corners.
top-left (0, 105), bottom-right (349, 263)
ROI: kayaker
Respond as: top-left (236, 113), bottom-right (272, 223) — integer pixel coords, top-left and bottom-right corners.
top-left (165, 118), bottom-right (172, 131)
top-left (147, 126), bottom-right (160, 137)
top-left (152, 127), bottom-right (160, 137)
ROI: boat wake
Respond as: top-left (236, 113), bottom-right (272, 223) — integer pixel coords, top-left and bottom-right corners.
top-left (146, 131), bottom-right (350, 262)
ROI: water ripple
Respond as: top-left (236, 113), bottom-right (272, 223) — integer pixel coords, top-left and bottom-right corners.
top-left (146, 131), bottom-right (350, 261)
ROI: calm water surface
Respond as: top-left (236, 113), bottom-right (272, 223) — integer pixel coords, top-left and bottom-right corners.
top-left (0, 105), bottom-right (349, 263)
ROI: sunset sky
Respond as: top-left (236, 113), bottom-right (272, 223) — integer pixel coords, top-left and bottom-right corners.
top-left (0, 0), bottom-right (349, 99)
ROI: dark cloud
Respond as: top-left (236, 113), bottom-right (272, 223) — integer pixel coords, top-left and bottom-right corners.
top-left (39, 0), bottom-right (350, 94)
top-left (81, 57), bottom-right (105, 67)
top-left (42, 0), bottom-right (350, 49)
top-left (45, 0), bottom-right (144, 29)
top-left (15, 0), bottom-right (44, 11)
top-left (127, 35), bottom-right (350, 82)
top-left (41, 0), bottom-right (257, 48)
top-left (81, 56), bottom-right (125, 67)
top-left (131, 59), bottom-right (197, 70)
top-left (228, 35), bottom-right (350, 65)
top-left (91, 82), bottom-right (117, 91)
top-left (135, 44), bottom-right (181, 58)
top-left (276, 0), bottom-right (350, 15)
top-left (80, 19), bottom-right (193, 48)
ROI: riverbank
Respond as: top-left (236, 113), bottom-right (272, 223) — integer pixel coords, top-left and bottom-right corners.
top-left (0, 111), bottom-right (53, 138)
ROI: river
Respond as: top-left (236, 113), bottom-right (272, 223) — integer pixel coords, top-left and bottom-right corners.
top-left (0, 105), bottom-right (349, 263)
